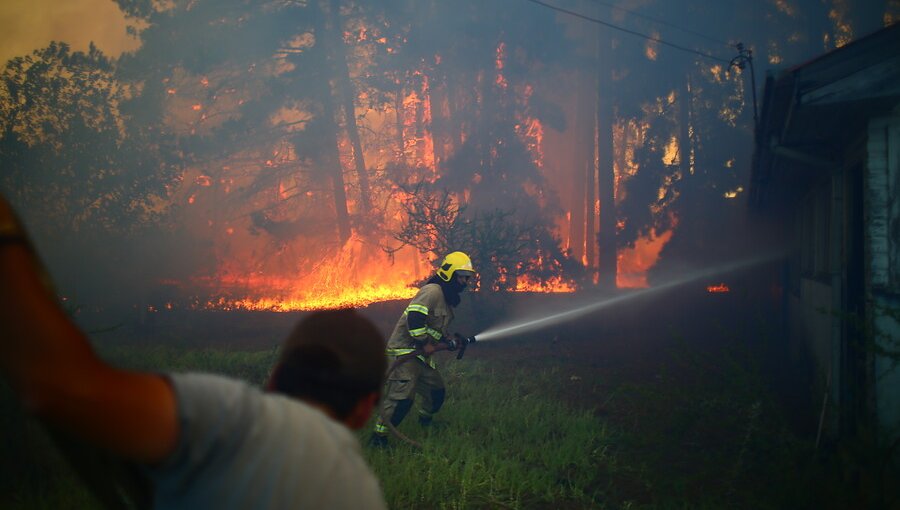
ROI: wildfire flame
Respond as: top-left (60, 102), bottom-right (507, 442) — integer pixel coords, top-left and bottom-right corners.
top-left (168, 28), bottom-right (681, 311)
top-left (616, 228), bottom-right (674, 288)
top-left (514, 274), bottom-right (576, 293)
top-left (201, 235), bottom-right (428, 311)
top-left (706, 283), bottom-right (730, 293)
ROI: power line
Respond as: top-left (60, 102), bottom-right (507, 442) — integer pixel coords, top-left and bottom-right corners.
top-left (522, 0), bottom-right (732, 64)
top-left (590, 0), bottom-right (734, 48)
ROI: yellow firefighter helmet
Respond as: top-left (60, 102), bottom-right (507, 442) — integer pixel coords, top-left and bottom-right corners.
top-left (436, 251), bottom-right (476, 282)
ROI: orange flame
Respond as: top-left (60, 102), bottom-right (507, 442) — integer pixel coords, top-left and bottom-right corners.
top-left (201, 236), bottom-right (429, 311)
top-left (706, 283), bottom-right (730, 293)
top-left (514, 274), bottom-right (576, 293)
top-left (616, 228), bottom-right (674, 288)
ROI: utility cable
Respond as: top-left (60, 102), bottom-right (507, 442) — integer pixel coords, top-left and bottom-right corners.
top-left (589, 0), bottom-right (735, 48)
top-left (522, 0), bottom-right (732, 64)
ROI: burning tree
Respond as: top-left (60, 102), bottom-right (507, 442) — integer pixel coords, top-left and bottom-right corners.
top-left (4, 0), bottom-right (890, 310)
top-left (388, 182), bottom-right (582, 291)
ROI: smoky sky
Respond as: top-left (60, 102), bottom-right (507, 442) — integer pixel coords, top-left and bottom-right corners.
top-left (0, 0), bottom-right (138, 65)
top-left (1, 0), bottom-right (894, 313)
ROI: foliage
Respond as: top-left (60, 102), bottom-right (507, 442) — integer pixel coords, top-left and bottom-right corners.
top-left (387, 182), bottom-right (467, 259)
top-left (0, 42), bottom-right (175, 236)
top-left (389, 181), bottom-right (582, 290)
top-left (2, 0), bottom-right (893, 302)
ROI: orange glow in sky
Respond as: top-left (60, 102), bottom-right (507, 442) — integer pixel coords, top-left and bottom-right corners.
top-left (0, 0), bottom-right (139, 65)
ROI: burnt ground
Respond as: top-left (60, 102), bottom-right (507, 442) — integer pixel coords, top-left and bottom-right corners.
top-left (73, 276), bottom-right (851, 508)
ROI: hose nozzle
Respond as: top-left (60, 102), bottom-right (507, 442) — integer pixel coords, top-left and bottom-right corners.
top-left (455, 334), bottom-right (477, 360)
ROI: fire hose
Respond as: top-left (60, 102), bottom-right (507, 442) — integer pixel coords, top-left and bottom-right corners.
top-left (378, 333), bottom-right (476, 448)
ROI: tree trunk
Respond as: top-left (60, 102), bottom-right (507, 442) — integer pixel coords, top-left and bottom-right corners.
top-left (569, 77), bottom-right (587, 266)
top-left (596, 36), bottom-right (617, 290)
top-left (414, 74), bottom-right (427, 169)
top-left (321, 90), bottom-right (352, 244)
top-left (584, 156), bottom-right (597, 281)
top-left (679, 75), bottom-right (692, 179)
top-left (445, 74), bottom-right (464, 150)
top-left (395, 82), bottom-right (406, 166)
top-left (569, 0), bottom-right (599, 280)
top-left (429, 73), bottom-right (448, 174)
top-left (313, 0), bottom-right (351, 243)
top-left (326, 0), bottom-right (372, 217)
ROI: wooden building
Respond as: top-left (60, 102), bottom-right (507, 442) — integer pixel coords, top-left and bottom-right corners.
top-left (750, 23), bottom-right (900, 449)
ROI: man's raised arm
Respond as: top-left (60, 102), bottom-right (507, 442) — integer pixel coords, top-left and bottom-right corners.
top-left (0, 196), bottom-right (178, 464)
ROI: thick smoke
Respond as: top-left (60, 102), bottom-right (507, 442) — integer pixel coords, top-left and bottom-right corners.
top-left (0, 0), bottom-right (892, 314)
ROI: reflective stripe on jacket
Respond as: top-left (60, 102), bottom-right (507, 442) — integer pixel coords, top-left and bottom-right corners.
top-left (386, 283), bottom-right (453, 366)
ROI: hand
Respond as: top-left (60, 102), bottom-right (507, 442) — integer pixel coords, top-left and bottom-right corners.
top-left (440, 335), bottom-right (460, 352)
top-left (0, 194), bottom-right (179, 465)
top-left (442, 335), bottom-right (457, 352)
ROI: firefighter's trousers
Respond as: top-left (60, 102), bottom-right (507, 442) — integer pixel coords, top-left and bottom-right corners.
top-left (375, 356), bottom-right (445, 435)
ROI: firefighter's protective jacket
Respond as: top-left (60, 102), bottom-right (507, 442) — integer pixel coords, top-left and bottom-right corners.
top-left (386, 283), bottom-right (454, 367)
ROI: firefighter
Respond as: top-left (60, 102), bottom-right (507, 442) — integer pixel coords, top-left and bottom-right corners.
top-left (371, 251), bottom-right (476, 447)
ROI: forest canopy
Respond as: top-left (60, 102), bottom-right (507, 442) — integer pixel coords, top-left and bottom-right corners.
top-left (1, 0), bottom-right (894, 311)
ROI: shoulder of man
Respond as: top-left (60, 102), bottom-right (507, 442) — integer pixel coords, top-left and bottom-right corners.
top-left (413, 282), bottom-right (445, 305)
top-left (419, 282), bottom-right (443, 296)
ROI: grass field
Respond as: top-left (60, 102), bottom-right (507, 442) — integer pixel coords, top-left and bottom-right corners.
top-left (0, 292), bottom-right (879, 509)
top-left (365, 360), bottom-right (612, 509)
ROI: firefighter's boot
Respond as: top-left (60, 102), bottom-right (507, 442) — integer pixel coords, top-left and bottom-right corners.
top-left (368, 433), bottom-right (389, 448)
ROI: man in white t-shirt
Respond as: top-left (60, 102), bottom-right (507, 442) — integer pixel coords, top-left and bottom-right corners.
top-left (0, 195), bottom-right (387, 509)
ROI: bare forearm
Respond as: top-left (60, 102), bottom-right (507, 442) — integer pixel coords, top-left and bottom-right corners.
top-left (0, 200), bottom-right (177, 464)
top-left (0, 241), bottom-right (98, 398)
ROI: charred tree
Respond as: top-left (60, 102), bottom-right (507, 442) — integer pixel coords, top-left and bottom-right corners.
top-left (394, 82), bottom-right (405, 166)
top-left (324, 0), bottom-right (372, 219)
top-left (310, 0), bottom-right (351, 244)
top-left (678, 74), bottom-right (692, 181)
top-left (596, 45), bottom-right (617, 290)
top-left (569, 72), bottom-right (591, 270)
top-left (414, 75), bottom-right (428, 169)
top-left (429, 72), bottom-right (449, 174)
top-left (320, 81), bottom-right (352, 244)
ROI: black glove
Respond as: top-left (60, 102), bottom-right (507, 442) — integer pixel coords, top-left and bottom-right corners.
top-left (441, 335), bottom-right (458, 351)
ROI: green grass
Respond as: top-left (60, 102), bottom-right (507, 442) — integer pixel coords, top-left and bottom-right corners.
top-left (364, 360), bottom-right (612, 509)
top-left (1, 337), bottom-right (871, 509)
top-left (96, 342), bottom-right (280, 386)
